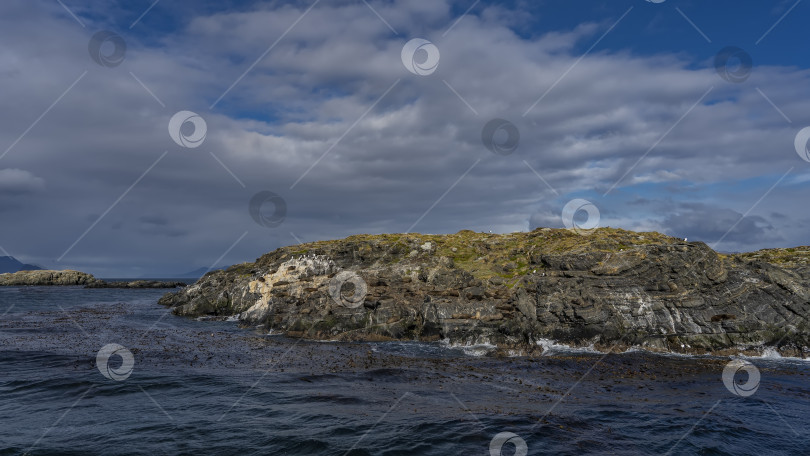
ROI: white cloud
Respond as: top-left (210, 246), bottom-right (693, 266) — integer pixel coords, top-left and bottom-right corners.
top-left (0, 0), bottom-right (808, 274)
top-left (0, 168), bottom-right (45, 194)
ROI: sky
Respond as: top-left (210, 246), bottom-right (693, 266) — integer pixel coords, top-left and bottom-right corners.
top-left (1, 0), bottom-right (809, 277)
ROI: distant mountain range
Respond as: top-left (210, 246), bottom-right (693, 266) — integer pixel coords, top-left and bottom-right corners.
top-left (0, 256), bottom-right (44, 274)
top-left (0, 256), bottom-right (226, 280)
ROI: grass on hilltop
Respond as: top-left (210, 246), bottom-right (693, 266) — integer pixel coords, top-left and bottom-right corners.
top-left (226, 227), bottom-right (808, 283)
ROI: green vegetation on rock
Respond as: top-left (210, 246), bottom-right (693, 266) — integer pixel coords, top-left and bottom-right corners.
top-left (159, 227), bottom-right (810, 357)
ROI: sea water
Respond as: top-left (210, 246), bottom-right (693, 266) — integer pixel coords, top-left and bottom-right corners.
top-left (1, 286), bottom-right (808, 455)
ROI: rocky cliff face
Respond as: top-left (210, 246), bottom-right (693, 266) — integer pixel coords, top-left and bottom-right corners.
top-left (158, 228), bottom-right (810, 356)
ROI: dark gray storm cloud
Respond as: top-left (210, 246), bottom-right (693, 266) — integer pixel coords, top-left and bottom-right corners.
top-left (0, 0), bottom-right (809, 275)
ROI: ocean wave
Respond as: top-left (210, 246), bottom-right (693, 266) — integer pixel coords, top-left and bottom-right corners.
top-left (438, 340), bottom-right (497, 357)
top-left (535, 338), bottom-right (600, 355)
top-left (738, 347), bottom-right (810, 364)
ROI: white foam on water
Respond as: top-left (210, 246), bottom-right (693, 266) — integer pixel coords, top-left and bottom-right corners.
top-left (761, 346), bottom-right (782, 359)
top-left (535, 338), bottom-right (599, 355)
top-left (739, 347), bottom-right (810, 364)
top-left (620, 345), bottom-right (687, 356)
top-left (439, 340), bottom-right (497, 357)
top-left (620, 344), bottom-right (810, 363)
top-left (459, 344), bottom-right (497, 357)
top-left (621, 345), bottom-right (714, 359)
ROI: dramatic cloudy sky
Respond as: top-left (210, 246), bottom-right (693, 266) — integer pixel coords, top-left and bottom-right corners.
top-left (1, 0), bottom-right (809, 276)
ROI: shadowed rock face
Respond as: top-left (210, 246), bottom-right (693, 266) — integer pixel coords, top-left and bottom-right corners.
top-left (158, 228), bottom-right (810, 356)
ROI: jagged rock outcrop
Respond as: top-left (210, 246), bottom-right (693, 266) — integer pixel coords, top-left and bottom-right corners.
top-left (0, 270), bottom-right (98, 286)
top-left (158, 228), bottom-right (810, 356)
top-left (0, 270), bottom-right (186, 288)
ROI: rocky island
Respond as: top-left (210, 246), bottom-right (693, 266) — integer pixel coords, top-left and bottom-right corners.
top-left (0, 270), bottom-right (185, 289)
top-left (158, 228), bottom-right (810, 357)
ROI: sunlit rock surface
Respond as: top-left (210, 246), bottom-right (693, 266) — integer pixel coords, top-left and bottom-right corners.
top-left (159, 228), bottom-right (810, 356)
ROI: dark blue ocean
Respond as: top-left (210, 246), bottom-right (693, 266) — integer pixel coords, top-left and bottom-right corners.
top-left (1, 286), bottom-right (808, 455)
